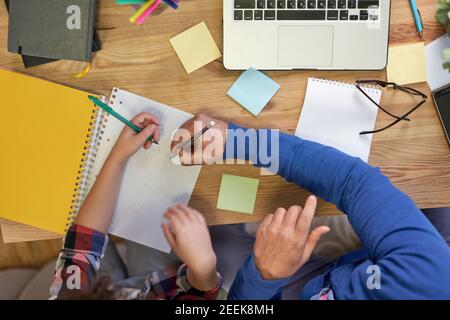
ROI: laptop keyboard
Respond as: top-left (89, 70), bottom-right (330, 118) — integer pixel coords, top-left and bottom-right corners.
top-left (234, 0), bottom-right (380, 21)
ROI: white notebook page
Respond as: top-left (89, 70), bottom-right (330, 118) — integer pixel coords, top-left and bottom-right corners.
top-left (295, 78), bottom-right (381, 162)
top-left (88, 88), bottom-right (201, 252)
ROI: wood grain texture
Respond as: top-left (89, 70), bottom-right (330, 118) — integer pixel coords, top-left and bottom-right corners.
top-left (0, 0), bottom-right (449, 267)
top-left (0, 224), bottom-right (62, 269)
top-left (0, 219), bottom-right (62, 243)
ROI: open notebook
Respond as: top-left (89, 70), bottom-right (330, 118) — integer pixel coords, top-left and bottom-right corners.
top-left (0, 70), bottom-right (200, 251)
top-left (295, 78), bottom-right (382, 163)
top-left (0, 68), bottom-right (102, 234)
top-left (85, 88), bottom-right (201, 252)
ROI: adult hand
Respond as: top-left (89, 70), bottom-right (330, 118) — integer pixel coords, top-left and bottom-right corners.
top-left (110, 112), bottom-right (160, 162)
top-left (254, 196), bottom-right (330, 280)
top-left (170, 113), bottom-right (228, 165)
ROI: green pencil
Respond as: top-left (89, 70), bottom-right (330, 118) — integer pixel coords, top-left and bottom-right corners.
top-left (88, 96), bottom-right (159, 145)
top-left (115, 0), bottom-right (147, 5)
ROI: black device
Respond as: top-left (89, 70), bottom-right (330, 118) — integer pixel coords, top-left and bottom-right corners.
top-left (433, 84), bottom-right (450, 147)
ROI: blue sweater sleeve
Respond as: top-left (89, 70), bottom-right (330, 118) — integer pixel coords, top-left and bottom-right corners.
top-left (227, 254), bottom-right (288, 300)
top-left (226, 124), bottom-right (450, 300)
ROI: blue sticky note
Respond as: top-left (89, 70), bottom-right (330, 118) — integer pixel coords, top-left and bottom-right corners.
top-left (227, 68), bottom-right (280, 116)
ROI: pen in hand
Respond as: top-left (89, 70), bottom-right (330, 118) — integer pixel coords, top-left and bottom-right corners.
top-left (88, 96), bottom-right (159, 145)
top-left (170, 121), bottom-right (215, 159)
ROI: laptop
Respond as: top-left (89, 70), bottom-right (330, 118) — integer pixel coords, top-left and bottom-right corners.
top-left (223, 0), bottom-right (391, 70)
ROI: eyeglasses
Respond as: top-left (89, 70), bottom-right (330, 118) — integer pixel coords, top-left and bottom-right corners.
top-left (355, 80), bottom-right (428, 135)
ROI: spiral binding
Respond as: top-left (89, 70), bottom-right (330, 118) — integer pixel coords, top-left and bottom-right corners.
top-left (310, 78), bottom-right (381, 95)
top-left (65, 100), bottom-right (109, 232)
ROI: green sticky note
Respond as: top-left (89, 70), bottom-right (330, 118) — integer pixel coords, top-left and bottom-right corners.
top-left (217, 174), bottom-right (259, 214)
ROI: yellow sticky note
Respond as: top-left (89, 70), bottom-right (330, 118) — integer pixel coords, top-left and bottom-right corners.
top-left (170, 22), bottom-right (222, 74)
top-left (387, 43), bottom-right (426, 85)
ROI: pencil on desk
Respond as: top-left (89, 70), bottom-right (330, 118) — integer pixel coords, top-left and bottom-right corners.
top-left (162, 0), bottom-right (178, 9)
top-left (116, 0), bottom-right (147, 5)
top-left (129, 0), bottom-right (156, 24)
top-left (409, 0), bottom-right (424, 38)
top-left (135, 0), bottom-right (162, 25)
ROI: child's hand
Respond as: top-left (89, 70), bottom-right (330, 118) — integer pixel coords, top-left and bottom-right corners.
top-left (162, 205), bottom-right (217, 290)
top-left (110, 112), bottom-right (160, 162)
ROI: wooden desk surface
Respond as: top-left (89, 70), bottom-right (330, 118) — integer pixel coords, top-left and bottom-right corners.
top-left (0, 0), bottom-right (449, 245)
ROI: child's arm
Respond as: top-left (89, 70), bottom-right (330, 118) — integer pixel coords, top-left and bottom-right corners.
top-left (76, 112), bottom-right (160, 232)
top-left (50, 113), bottom-right (160, 299)
top-left (162, 205), bottom-right (221, 294)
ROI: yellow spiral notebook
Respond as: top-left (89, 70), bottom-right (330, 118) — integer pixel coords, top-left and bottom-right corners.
top-left (0, 68), bottom-right (102, 234)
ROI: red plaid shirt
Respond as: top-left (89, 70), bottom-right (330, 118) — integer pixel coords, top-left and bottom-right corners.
top-left (50, 224), bottom-right (221, 300)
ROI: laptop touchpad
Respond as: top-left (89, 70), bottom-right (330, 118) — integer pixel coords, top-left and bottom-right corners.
top-left (278, 26), bottom-right (334, 67)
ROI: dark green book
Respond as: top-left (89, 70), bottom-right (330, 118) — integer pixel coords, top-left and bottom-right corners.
top-left (4, 0), bottom-right (101, 67)
top-left (8, 0), bottom-right (97, 62)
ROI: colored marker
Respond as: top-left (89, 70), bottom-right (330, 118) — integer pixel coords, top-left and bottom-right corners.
top-left (88, 96), bottom-right (159, 145)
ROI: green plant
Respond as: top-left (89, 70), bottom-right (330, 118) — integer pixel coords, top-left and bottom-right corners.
top-left (436, 0), bottom-right (450, 71)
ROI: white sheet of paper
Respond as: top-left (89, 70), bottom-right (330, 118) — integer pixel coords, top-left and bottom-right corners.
top-left (295, 78), bottom-right (381, 163)
top-left (87, 88), bottom-right (201, 252)
top-left (425, 35), bottom-right (450, 92)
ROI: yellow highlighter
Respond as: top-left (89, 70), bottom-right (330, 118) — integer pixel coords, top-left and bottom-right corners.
top-left (129, 0), bottom-right (156, 24)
